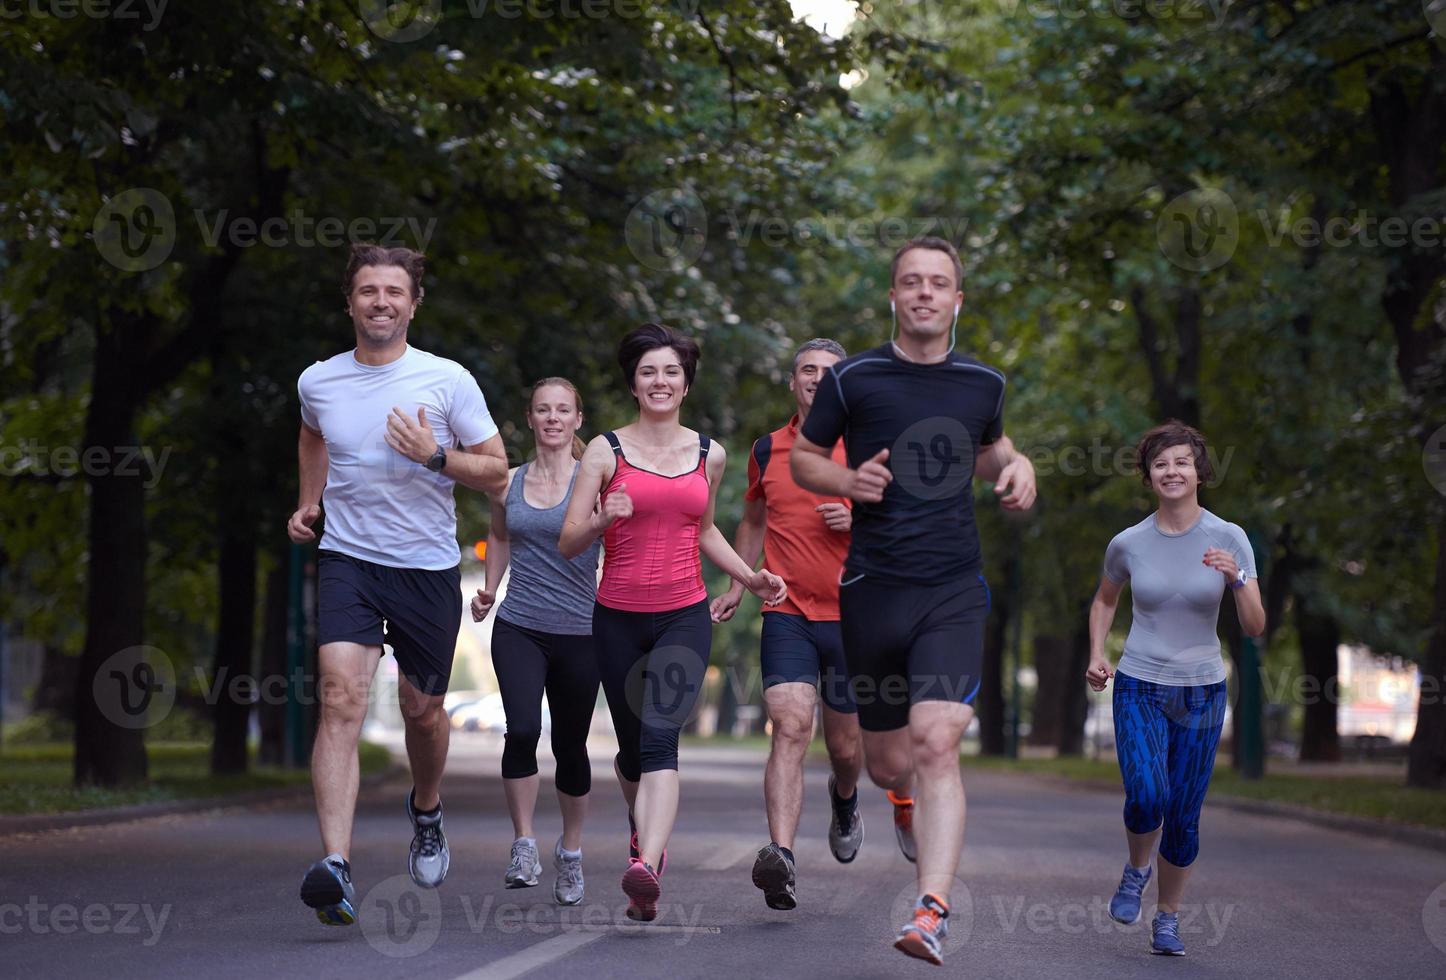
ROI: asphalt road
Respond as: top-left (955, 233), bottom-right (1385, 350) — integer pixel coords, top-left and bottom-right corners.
top-left (3, 735), bottom-right (1444, 979)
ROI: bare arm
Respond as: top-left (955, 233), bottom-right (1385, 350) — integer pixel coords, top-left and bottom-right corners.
top-left (1086, 575), bottom-right (1125, 690)
top-left (471, 470), bottom-right (515, 622)
top-left (287, 423), bottom-right (328, 543)
top-left (975, 434), bottom-right (1036, 511)
top-left (382, 406), bottom-right (509, 495)
top-left (558, 436), bottom-right (619, 559)
top-left (698, 444), bottom-right (785, 604)
top-left (1204, 547), bottom-right (1266, 637)
top-left (791, 433), bottom-right (892, 502)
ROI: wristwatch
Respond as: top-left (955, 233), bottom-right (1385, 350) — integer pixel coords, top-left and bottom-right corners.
top-left (1229, 568), bottom-right (1248, 589)
top-left (424, 446), bottom-right (447, 473)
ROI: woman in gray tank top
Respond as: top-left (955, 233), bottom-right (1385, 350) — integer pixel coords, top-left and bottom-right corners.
top-left (470, 377), bottom-right (603, 905)
top-left (1084, 421), bottom-right (1265, 956)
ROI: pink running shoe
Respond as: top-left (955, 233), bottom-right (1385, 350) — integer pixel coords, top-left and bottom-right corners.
top-left (621, 858), bottom-right (661, 922)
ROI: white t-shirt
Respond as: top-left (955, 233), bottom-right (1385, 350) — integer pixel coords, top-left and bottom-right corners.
top-left (298, 345), bottom-right (498, 570)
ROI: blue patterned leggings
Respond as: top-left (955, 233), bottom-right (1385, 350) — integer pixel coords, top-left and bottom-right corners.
top-left (1112, 670), bottom-right (1227, 868)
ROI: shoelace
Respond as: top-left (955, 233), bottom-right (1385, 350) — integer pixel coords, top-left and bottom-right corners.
top-left (414, 823), bottom-right (443, 858)
top-left (914, 900), bottom-right (946, 933)
top-left (832, 795), bottom-right (858, 834)
top-left (557, 857), bottom-right (583, 886)
top-left (1155, 913), bottom-right (1180, 942)
top-left (1119, 866), bottom-right (1149, 898)
top-left (509, 841), bottom-right (535, 872)
top-left (329, 859), bottom-right (352, 886)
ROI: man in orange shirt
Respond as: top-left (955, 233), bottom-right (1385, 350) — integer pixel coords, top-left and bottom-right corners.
top-left (712, 338), bottom-right (864, 912)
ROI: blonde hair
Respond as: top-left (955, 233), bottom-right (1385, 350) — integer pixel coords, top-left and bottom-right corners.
top-left (530, 376), bottom-right (587, 460)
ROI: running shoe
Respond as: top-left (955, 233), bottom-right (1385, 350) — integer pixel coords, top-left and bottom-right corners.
top-left (406, 789), bottom-right (450, 888)
top-left (894, 894), bottom-right (949, 965)
top-left (750, 842), bottom-right (797, 911)
top-left (827, 775), bottom-right (864, 863)
top-left (299, 853), bottom-right (356, 926)
top-left (1151, 911), bottom-right (1185, 955)
top-left (628, 812), bottom-right (666, 874)
top-left (553, 838), bottom-right (584, 906)
top-left (621, 858), bottom-right (661, 921)
top-left (888, 790), bottom-right (917, 864)
top-left (1108, 863), bottom-right (1153, 925)
top-left (505, 836), bottom-right (542, 888)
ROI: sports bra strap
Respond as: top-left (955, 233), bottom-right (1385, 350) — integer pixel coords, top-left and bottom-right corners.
top-left (698, 434), bottom-right (711, 460)
top-left (603, 431), bottom-right (624, 457)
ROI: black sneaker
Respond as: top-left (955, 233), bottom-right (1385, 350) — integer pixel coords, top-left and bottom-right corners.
top-left (300, 853), bottom-right (356, 926)
top-left (751, 842), bottom-right (797, 911)
top-left (406, 789), bottom-right (450, 888)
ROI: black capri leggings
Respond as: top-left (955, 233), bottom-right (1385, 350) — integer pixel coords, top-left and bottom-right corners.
top-left (490, 618), bottom-right (599, 797)
top-left (592, 600), bottom-right (712, 782)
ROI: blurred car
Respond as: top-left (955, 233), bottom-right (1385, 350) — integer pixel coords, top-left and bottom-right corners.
top-left (451, 693), bottom-right (507, 732)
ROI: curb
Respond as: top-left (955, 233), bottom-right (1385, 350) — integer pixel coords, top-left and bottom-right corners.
top-left (0, 766), bottom-right (402, 837)
top-left (1010, 771), bottom-right (1446, 854)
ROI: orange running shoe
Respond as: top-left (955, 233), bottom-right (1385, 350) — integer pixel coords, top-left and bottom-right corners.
top-left (887, 790), bottom-right (917, 863)
top-left (894, 894), bottom-right (949, 965)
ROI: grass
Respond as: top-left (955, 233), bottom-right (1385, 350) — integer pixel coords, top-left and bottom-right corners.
top-left (0, 741), bottom-right (392, 817)
top-left (685, 733), bottom-right (1446, 831)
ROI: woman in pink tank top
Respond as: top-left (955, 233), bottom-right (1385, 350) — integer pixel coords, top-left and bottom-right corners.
top-left (560, 323), bottom-right (787, 922)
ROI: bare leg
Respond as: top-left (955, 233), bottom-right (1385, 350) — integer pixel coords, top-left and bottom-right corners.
top-left (763, 683), bottom-right (818, 850)
top-left (558, 789), bottom-right (589, 852)
top-left (613, 754), bottom-right (639, 812)
top-left (1127, 826), bottom-right (1162, 869)
top-left (820, 704), bottom-right (862, 798)
top-left (398, 675), bottom-right (449, 811)
top-left (860, 727), bottom-right (913, 796)
top-left (1155, 856), bottom-right (1193, 913)
top-left (311, 643), bottom-right (381, 858)
top-left (909, 701), bottom-right (972, 904)
top-left (634, 769), bottom-right (680, 868)
top-left (504, 774), bottom-right (541, 839)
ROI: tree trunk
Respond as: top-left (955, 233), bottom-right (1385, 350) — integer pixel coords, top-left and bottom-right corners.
top-left (1055, 620), bottom-right (1091, 756)
top-left (210, 527), bottom-right (257, 774)
top-left (1408, 512), bottom-right (1446, 787)
top-left (72, 319), bottom-right (149, 786)
top-left (1027, 634), bottom-right (1071, 748)
top-left (977, 589), bottom-right (1008, 756)
top-left (1296, 597), bottom-right (1342, 763)
top-left (257, 559), bottom-right (289, 767)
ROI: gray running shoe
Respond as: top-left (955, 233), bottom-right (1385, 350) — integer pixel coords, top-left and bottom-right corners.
top-left (300, 852), bottom-right (356, 926)
top-left (889, 791), bottom-right (917, 864)
top-left (553, 838), bottom-right (585, 906)
top-left (406, 789), bottom-right (450, 888)
top-left (827, 775), bottom-right (864, 863)
top-left (505, 837), bottom-right (542, 888)
top-left (751, 842), bottom-right (797, 911)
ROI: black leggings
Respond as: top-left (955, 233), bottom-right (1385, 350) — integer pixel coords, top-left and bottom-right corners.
top-left (592, 600), bottom-right (712, 782)
top-left (490, 618), bottom-right (599, 797)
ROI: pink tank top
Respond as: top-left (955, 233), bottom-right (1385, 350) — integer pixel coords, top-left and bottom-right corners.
top-left (596, 430), bottom-right (711, 612)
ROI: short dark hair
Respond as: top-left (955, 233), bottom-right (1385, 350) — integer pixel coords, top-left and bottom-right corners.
top-left (1135, 420), bottom-right (1214, 487)
top-left (891, 236), bottom-right (964, 290)
top-left (617, 323), bottom-right (700, 398)
top-left (792, 338), bottom-right (846, 374)
top-left (343, 243), bottom-right (425, 301)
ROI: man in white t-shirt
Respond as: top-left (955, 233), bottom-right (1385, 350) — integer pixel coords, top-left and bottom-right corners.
top-left (288, 243), bottom-right (508, 926)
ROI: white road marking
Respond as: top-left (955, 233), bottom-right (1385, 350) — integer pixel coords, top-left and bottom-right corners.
top-left (448, 932), bottom-right (604, 980)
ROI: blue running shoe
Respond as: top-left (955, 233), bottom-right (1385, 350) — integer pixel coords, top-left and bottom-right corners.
top-left (1151, 911), bottom-right (1185, 955)
top-left (300, 853), bottom-right (356, 926)
top-left (1109, 863), bottom-right (1152, 925)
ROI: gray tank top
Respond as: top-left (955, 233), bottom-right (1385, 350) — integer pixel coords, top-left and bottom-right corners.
top-left (496, 461), bottom-right (601, 635)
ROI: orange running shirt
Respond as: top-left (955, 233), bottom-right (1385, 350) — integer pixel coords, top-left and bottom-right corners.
top-left (745, 414), bottom-right (851, 621)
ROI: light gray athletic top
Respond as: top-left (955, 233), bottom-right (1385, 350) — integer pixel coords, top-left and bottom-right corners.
top-left (496, 462), bottom-right (601, 635)
top-left (1103, 509), bottom-right (1256, 687)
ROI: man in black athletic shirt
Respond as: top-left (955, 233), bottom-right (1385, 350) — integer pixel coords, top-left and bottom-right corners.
top-left (791, 236), bottom-right (1036, 965)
